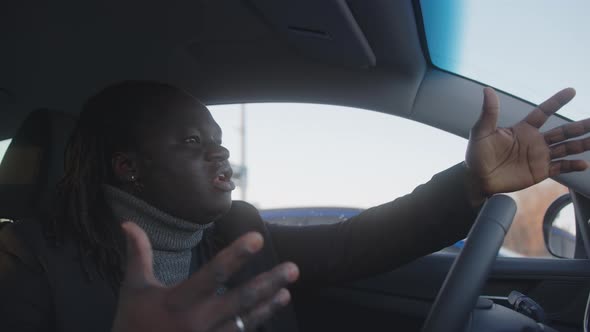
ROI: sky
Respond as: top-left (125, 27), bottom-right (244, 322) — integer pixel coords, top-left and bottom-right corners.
top-left (422, 0), bottom-right (589, 121)
top-left (210, 104), bottom-right (467, 209)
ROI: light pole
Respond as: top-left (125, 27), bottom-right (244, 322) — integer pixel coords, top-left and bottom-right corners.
top-left (240, 103), bottom-right (247, 201)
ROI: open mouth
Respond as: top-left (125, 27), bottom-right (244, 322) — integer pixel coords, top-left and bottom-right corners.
top-left (212, 168), bottom-right (235, 192)
top-left (215, 173), bottom-right (231, 183)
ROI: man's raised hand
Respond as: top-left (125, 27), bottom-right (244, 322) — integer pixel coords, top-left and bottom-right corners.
top-left (466, 87), bottom-right (590, 196)
top-left (112, 222), bottom-right (299, 332)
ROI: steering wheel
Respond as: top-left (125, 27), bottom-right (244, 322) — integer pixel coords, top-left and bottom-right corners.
top-left (421, 194), bottom-right (517, 332)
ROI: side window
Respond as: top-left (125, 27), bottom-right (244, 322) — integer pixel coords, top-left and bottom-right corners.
top-left (544, 193), bottom-right (576, 258)
top-left (0, 138), bottom-right (13, 225)
top-left (503, 179), bottom-right (569, 258)
top-left (0, 139), bottom-right (11, 163)
top-left (209, 103), bottom-right (563, 258)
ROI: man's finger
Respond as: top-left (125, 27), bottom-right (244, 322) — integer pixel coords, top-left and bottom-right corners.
top-left (471, 87), bottom-right (499, 140)
top-left (205, 262), bottom-right (299, 326)
top-left (167, 232), bottom-right (264, 308)
top-left (549, 136), bottom-right (590, 159)
top-left (544, 118), bottom-right (590, 145)
top-left (121, 222), bottom-right (160, 288)
top-left (549, 159), bottom-right (590, 177)
top-left (525, 88), bottom-right (576, 129)
top-left (214, 288), bottom-right (291, 332)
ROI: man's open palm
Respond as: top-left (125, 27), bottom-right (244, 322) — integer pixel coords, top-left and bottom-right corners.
top-left (467, 87), bottom-right (590, 195)
top-left (112, 223), bottom-right (298, 332)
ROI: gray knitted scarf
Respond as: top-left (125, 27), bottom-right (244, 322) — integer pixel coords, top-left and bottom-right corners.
top-left (103, 185), bottom-right (213, 286)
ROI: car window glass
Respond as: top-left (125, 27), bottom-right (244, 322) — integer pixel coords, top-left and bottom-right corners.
top-left (210, 103), bottom-right (567, 258)
top-left (420, 0), bottom-right (589, 121)
top-left (547, 199), bottom-right (576, 259)
top-left (553, 202), bottom-right (576, 237)
top-left (504, 179), bottom-right (568, 258)
top-left (0, 139), bottom-right (11, 163)
top-left (210, 103), bottom-right (466, 207)
top-left (0, 139), bottom-right (13, 224)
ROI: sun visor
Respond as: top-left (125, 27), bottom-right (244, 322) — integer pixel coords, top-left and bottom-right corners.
top-left (249, 0), bottom-right (376, 68)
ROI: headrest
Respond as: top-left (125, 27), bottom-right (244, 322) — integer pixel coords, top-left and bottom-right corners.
top-left (0, 109), bottom-right (77, 220)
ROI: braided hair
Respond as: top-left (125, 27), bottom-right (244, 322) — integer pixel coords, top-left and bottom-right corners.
top-left (52, 80), bottom-right (192, 288)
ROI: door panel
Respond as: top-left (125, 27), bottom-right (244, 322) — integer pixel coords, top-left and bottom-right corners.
top-left (293, 253), bottom-right (590, 332)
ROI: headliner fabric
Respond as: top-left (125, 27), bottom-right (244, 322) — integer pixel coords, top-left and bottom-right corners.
top-left (0, 109), bottom-right (76, 220)
top-left (0, 147), bottom-right (42, 185)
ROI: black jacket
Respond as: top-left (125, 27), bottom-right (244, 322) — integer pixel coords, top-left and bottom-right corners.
top-left (0, 163), bottom-right (478, 332)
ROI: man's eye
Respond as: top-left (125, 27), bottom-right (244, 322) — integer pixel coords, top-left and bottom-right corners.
top-left (184, 136), bottom-right (201, 144)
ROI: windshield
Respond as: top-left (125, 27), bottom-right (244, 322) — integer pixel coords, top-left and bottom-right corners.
top-left (420, 0), bottom-right (590, 121)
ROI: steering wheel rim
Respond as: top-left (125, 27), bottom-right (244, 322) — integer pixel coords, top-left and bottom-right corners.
top-left (421, 194), bottom-right (517, 332)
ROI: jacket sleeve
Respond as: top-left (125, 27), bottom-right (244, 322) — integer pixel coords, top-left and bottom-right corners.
top-left (267, 163), bottom-right (480, 287)
top-left (0, 225), bottom-right (53, 332)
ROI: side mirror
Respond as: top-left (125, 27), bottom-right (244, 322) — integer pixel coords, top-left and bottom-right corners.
top-left (543, 194), bottom-right (576, 258)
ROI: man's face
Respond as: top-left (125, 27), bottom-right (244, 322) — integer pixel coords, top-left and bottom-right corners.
top-left (131, 99), bottom-right (235, 224)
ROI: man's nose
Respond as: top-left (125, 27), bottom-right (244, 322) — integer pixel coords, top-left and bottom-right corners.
top-left (206, 144), bottom-right (230, 161)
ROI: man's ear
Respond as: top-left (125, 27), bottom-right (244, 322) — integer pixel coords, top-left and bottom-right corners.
top-left (112, 152), bottom-right (140, 184)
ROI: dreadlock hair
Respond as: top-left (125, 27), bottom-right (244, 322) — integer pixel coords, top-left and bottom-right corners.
top-left (52, 80), bottom-right (195, 288)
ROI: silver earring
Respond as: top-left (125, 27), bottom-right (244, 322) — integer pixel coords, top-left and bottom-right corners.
top-left (129, 175), bottom-right (136, 182)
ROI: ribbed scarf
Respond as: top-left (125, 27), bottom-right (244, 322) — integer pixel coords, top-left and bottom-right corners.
top-left (103, 185), bottom-right (212, 286)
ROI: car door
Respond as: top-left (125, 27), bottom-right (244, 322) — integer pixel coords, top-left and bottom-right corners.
top-left (292, 243), bottom-right (590, 332)
top-left (292, 189), bottom-right (590, 332)
top-left (209, 102), bottom-right (590, 332)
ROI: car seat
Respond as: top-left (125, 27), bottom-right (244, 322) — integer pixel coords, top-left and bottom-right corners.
top-left (0, 109), bottom-right (77, 227)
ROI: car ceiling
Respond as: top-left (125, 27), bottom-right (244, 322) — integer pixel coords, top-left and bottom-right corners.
top-left (3, 0), bottom-right (590, 195)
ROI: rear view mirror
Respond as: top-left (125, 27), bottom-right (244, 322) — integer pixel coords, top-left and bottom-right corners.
top-left (543, 194), bottom-right (576, 259)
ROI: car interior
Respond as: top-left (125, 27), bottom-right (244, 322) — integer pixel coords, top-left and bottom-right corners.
top-left (3, 0), bottom-right (590, 331)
